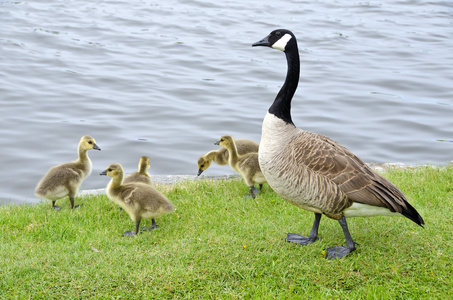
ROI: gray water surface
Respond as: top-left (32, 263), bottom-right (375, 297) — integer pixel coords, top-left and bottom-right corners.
top-left (1, 0), bottom-right (452, 204)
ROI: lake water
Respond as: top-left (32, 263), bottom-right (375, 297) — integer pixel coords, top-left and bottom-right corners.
top-left (1, 0), bottom-right (452, 204)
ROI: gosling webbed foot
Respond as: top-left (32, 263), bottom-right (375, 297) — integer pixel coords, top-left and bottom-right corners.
top-left (285, 233), bottom-right (319, 245)
top-left (73, 204), bottom-right (82, 209)
top-left (244, 186), bottom-right (260, 198)
top-left (53, 206), bottom-right (62, 211)
top-left (122, 231), bottom-right (136, 237)
top-left (147, 219), bottom-right (159, 231)
top-left (148, 224), bottom-right (159, 231)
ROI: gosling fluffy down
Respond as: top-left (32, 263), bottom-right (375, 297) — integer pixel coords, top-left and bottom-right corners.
top-left (35, 135), bottom-right (101, 210)
top-left (123, 156), bottom-right (152, 185)
top-left (197, 139), bottom-right (259, 176)
top-left (100, 163), bottom-right (174, 236)
top-left (215, 135), bottom-right (266, 198)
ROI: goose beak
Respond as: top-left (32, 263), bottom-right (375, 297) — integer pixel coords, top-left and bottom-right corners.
top-left (93, 144), bottom-right (101, 151)
top-left (100, 170), bottom-right (107, 176)
top-left (252, 35), bottom-right (270, 47)
top-left (197, 169), bottom-right (203, 176)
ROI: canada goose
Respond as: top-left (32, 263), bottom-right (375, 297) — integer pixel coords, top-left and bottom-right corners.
top-left (100, 163), bottom-right (174, 236)
top-left (35, 135), bottom-right (101, 210)
top-left (252, 29), bottom-right (424, 259)
top-left (123, 156), bottom-right (152, 185)
top-left (215, 135), bottom-right (266, 198)
top-left (197, 139), bottom-right (259, 176)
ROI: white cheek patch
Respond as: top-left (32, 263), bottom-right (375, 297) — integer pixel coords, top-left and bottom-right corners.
top-left (271, 33), bottom-right (292, 51)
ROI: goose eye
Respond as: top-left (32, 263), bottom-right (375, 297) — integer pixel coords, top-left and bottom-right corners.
top-left (275, 31), bottom-right (281, 38)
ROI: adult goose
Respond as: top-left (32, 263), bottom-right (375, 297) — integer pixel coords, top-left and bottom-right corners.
top-left (252, 29), bottom-right (424, 259)
top-left (35, 135), bottom-right (101, 210)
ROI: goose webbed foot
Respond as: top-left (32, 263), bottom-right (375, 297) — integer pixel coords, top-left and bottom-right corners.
top-left (285, 233), bottom-right (319, 245)
top-left (285, 213), bottom-right (322, 245)
top-left (323, 216), bottom-right (358, 259)
top-left (324, 244), bottom-right (357, 259)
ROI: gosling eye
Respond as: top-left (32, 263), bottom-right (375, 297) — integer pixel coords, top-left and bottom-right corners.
top-left (88, 141), bottom-right (93, 144)
top-left (108, 168), bottom-right (112, 172)
top-left (201, 164), bottom-right (205, 168)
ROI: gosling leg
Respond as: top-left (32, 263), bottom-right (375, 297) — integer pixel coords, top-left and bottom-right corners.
top-left (324, 217), bottom-right (358, 259)
top-left (286, 213), bottom-right (321, 245)
top-left (245, 186), bottom-right (261, 198)
top-left (149, 218), bottom-right (159, 231)
top-left (52, 201), bottom-right (62, 211)
top-left (141, 219), bottom-right (160, 231)
top-left (122, 221), bottom-right (141, 237)
top-left (69, 196), bottom-right (81, 209)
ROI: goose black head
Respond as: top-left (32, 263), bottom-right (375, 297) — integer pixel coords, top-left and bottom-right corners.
top-left (252, 29), bottom-right (296, 52)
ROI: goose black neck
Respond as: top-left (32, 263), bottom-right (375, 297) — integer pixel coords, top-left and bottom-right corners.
top-left (269, 46), bottom-right (300, 125)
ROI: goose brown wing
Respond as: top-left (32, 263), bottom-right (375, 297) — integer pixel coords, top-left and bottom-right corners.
top-left (293, 131), bottom-right (408, 213)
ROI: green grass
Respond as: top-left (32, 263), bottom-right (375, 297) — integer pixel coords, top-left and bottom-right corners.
top-left (1, 165), bottom-right (452, 299)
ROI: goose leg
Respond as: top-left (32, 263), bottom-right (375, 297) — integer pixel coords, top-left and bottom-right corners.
top-left (286, 213), bottom-right (321, 245)
top-left (52, 201), bottom-right (62, 211)
top-left (324, 217), bottom-right (358, 259)
top-left (122, 221), bottom-right (141, 237)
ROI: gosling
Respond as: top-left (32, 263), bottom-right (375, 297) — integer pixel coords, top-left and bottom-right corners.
top-left (215, 135), bottom-right (266, 198)
top-left (197, 139), bottom-right (259, 176)
top-left (123, 156), bottom-right (152, 185)
top-left (35, 135), bottom-right (101, 210)
top-left (100, 163), bottom-right (174, 237)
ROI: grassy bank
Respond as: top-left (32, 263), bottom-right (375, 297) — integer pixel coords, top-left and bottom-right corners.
top-left (1, 165), bottom-right (452, 299)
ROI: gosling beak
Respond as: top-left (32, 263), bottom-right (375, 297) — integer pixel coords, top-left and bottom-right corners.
top-left (93, 144), bottom-right (101, 151)
top-left (197, 169), bottom-right (203, 176)
top-left (214, 141), bottom-right (220, 145)
top-left (252, 35), bottom-right (270, 47)
top-left (100, 170), bottom-right (107, 176)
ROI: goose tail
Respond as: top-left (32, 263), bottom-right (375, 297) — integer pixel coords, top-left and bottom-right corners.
top-left (401, 200), bottom-right (425, 228)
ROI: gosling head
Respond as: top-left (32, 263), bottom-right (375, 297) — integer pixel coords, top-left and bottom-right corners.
top-left (100, 163), bottom-right (124, 178)
top-left (138, 156), bottom-right (150, 172)
top-left (80, 135), bottom-right (101, 151)
top-left (197, 156), bottom-right (212, 176)
top-left (252, 29), bottom-right (296, 52)
top-left (214, 135), bottom-right (234, 148)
